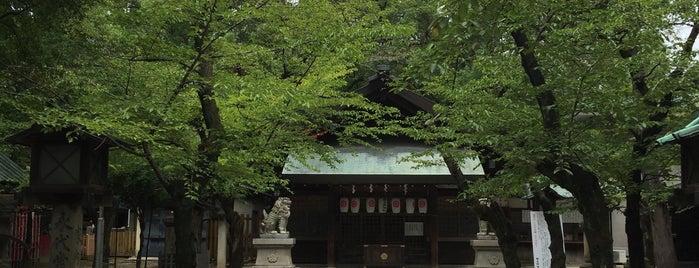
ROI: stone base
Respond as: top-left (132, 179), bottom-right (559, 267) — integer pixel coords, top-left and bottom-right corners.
top-left (260, 233), bottom-right (290, 239)
top-left (471, 239), bottom-right (506, 268)
top-left (253, 238), bottom-right (296, 268)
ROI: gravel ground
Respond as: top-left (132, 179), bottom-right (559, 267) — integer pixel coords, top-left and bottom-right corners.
top-left (80, 257), bottom-right (160, 268)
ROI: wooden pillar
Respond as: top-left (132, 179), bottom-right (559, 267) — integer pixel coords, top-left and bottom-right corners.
top-left (429, 215), bottom-right (439, 268)
top-left (327, 187), bottom-right (337, 268)
top-left (429, 187), bottom-right (439, 268)
top-left (216, 221), bottom-right (228, 268)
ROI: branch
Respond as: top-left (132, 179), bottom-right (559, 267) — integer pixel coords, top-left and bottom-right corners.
top-left (0, 9), bottom-right (28, 20)
top-left (511, 29), bottom-right (561, 131)
top-left (682, 22), bottom-right (698, 54)
top-left (535, 9), bottom-right (555, 42)
top-left (141, 142), bottom-right (175, 194)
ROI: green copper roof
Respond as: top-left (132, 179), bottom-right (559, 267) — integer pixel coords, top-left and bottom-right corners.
top-left (0, 152), bottom-right (25, 183)
top-left (657, 116), bottom-right (699, 145)
top-left (282, 143), bottom-right (484, 184)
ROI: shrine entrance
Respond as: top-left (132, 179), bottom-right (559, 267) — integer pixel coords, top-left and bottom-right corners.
top-left (335, 212), bottom-right (430, 265)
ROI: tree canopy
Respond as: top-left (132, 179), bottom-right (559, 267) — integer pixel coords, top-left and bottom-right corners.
top-left (399, 1), bottom-right (698, 267)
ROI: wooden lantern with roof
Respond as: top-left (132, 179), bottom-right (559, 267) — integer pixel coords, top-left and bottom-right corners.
top-left (7, 125), bottom-right (113, 204)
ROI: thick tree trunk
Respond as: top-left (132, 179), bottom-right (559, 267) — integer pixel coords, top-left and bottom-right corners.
top-left (649, 203), bottom-right (678, 268)
top-left (534, 189), bottom-right (566, 268)
top-left (626, 170), bottom-right (645, 268)
top-left (229, 212), bottom-right (245, 268)
top-left (538, 160), bottom-right (615, 268)
top-left (484, 202), bottom-right (521, 268)
top-left (219, 197), bottom-right (245, 268)
top-left (574, 183), bottom-right (614, 268)
top-left (512, 28), bottom-right (614, 268)
top-left (173, 199), bottom-right (197, 268)
top-left (443, 154), bottom-right (521, 267)
top-left (136, 207), bottom-right (146, 268)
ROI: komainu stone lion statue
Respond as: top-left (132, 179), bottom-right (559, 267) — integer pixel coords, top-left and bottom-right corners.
top-left (260, 197), bottom-right (291, 235)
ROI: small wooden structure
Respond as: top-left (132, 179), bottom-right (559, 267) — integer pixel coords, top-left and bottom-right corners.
top-left (658, 116), bottom-right (699, 203)
top-left (8, 125), bottom-right (114, 266)
top-left (657, 116), bottom-right (699, 263)
top-left (7, 125), bottom-right (113, 203)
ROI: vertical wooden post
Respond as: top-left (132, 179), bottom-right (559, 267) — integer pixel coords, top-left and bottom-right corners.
top-left (327, 187), bottom-right (337, 268)
top-left (216, 221), bottom-right (228, 268)
top-left (429, 187), bottom-right (439, 268)
top-left (95, 207), bottom-right (104, 268)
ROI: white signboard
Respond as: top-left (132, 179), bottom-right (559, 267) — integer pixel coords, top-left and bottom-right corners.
top-left (530, 211), bottom-right (552, 268)
top-left (404, 222), bottom-right (424, 236)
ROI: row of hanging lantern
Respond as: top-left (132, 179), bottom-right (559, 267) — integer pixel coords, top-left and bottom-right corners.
top-left (339, 197), bottom-right (428, 214)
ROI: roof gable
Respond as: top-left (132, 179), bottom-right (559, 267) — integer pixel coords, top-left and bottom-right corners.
top-left (0, 152), bottom-right (25, 183)
top-left (357, 66), bottom-right (435, 115)
top-left (657, 116), bottom-right (699, 145)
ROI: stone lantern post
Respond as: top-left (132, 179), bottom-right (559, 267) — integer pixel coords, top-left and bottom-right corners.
top-left (8, 125), bottom-right (113, 268)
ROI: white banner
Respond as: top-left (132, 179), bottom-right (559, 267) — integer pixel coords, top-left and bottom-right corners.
top-left (530, 211), bottom-right (551, 268)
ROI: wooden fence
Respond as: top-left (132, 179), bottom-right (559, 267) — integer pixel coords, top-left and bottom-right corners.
top-left (83, 229), bottom-right (137, 257)
top-left (110, 229), bottom-right (137, 257)
top-left (81, 213), bottom-right (257, 262)
top-left (204, 214), bottom-right (259, 263)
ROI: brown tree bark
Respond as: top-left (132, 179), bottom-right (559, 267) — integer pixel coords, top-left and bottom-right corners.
top-left (537, 160), bottom-right (615, 268)
top-left (483, 202), bottom-right (522, 268)
top-left (626, 171), bottom-right (645, 268)
top-left (173, 197), bottom-right (197, 268)
top-left (168, 14), bottom-right (226, 267)
top-left (443, 154), bottom-right (522, 268)
top-left (534, 188), bottom-right (566, 268)
top-left (511, 28), bottom-right (615, 268)
top-left (649, 203), bottom-right (678, 268)
top-left (219, 197), bottom-right (245, 268)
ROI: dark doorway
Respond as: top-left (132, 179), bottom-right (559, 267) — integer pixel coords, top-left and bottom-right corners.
top-left (673, 206), bottom-right (699, 262)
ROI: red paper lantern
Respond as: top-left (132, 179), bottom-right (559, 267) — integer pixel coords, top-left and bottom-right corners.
top-left (366, 198), bottom-right (376, 213)
top-left (418, 198), bottom-right (427, 213)
top-left (350, 198), bottom-right (360, 213)
top-left (391, 198), bottom-right (401, 213)
top-left (339, 198), bottom-right (349, 213)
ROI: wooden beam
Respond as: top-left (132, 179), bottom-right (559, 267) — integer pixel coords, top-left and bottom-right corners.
top-left (327, 187), bottom-right (337, 267)
top-left (430, 187), bottom-right (439, 267)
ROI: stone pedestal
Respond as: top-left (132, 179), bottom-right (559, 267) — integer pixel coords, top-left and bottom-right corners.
top-left (49, 202), bottom-right (84, 268)
top-left (471, 238), bottom-right (506, 268)
top-left (252, 238), bottom-right (295, 268)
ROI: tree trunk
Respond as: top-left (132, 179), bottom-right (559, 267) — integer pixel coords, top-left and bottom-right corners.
top-left (443, 153), bottom-right (521, 267)
top-left (484, 202), bottom-right (521, 268)
top-left (135, 207), bottom-right (146, 268)
top-left (538, 161), bottom-right (615, 268)
top-left (173, 199), bottom-right (197, 268)
top-left (649, 203), bottom-right (678, 268)
top-left (626, 170), bottom-right (645, 268)
top-left (94, 206), bottom-right (114, 268)
top-left (534, 189), bottom-right (566, 268)
top-left (575, 186), bottom-right (614, 268)
top-left (219, 197), bottom-right (245, 268)
top-left (511, 28), bottom-right (614, 267)
top-left (229, 212), bottom-right (245, 268)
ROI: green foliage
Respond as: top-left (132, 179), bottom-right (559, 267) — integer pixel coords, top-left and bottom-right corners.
top-left (1, 0), bottom-right (423, 206)
top-left (400, 0), bottom-right (698, 200)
